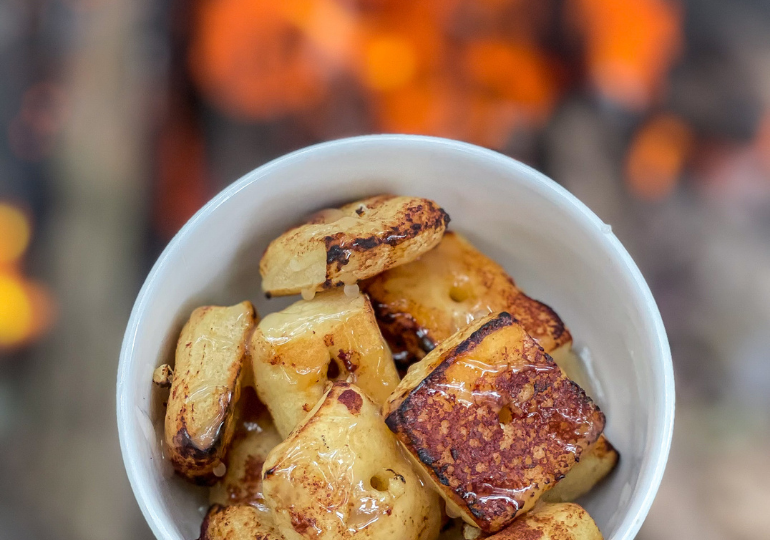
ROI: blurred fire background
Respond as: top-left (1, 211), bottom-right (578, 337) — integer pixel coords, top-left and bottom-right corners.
top-left (1, 0), bottom-right (770, 538)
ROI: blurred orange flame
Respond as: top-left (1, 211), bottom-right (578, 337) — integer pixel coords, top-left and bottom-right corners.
top-left (186, 0), bottom-right (685, 152)
top-left (571, 0), bottom-right (682, 110)
top-left (626, 114), bottom-right (693, 200)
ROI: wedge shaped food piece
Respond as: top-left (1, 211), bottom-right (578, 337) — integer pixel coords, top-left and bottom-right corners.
top-left (363, 231), bottom-right (571, 367)
top-left (199, 504), bottom-right (284, 540)
top-left (485, 502), bottom-right (603, 540)
top-left (210, 387), bottom-right (283, 510)
top-left (165, 301), bottom-right (257, 483)
top-left (384, 312), bottom-right (605, 533)
top-left (262, 382), bottom-right (442, 540)
top-left (251, 290), bottom-right (399, 438)
top-left (260, 194), bottom-right (450, 296)
top-left (542, 435), bottom-right (618, 503)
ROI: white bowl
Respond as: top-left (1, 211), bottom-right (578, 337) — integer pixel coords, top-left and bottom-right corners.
top-left (117, 135), bottom-right (674, 540)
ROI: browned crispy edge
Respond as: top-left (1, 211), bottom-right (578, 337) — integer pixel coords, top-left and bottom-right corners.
top-left (385, 313), bottom-right (514, 514)
top-left (386, 312), bottom-right (604, 531)
top-left (321, 197), bottom-right (450, 289)
top-left (169, 361), bottom-right (243, 485)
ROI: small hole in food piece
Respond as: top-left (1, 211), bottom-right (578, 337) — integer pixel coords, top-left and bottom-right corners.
top-left (326, 359), bottom-right (342, 380)
top-left (449, 285), bottom-right (471, 303)
top-left (498, 404), bottom-right (514, 425)
top-left (370, 473), bottom-right (389, 492)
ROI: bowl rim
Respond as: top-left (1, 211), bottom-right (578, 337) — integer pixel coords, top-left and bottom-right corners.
top-left (117, 134), bottom-right (675, 540)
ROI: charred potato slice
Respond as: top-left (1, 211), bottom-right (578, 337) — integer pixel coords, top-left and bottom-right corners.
top-left (262, 382), bottom-right (442, 540)
top-left (542, 435), bottom-right (619, 503)
top-left (165, 302), bottom-right (257, 483)
top-left (260, 195), bottom-right (450, 296)
top-left (363, 231), bottom-right (571, 367)
top-left (251, 290), bottom-right (399, 438)
top-left (210, 387), bottom-right (283, 510)
top-left (384, 312), bottom-right (605, 533)
top-left (485, 502), bottom-right (603, 540)
top-left (199, 504), bottom-right (283, 540)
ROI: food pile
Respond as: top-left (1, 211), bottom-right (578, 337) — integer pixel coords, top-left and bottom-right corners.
top-left (152, 195), bottom-right (619, 540)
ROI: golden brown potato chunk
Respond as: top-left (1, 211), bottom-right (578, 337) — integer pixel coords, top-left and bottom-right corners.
top-left (210, 387), bottom-right (283, 511)
top-left (164, 302), bottom-right (257, 483)
top-left (384, 312), bottom-right (605, 533)
top-left (251, 290), bottom-right (399, 438)
top-left (198, 504), bottom-right (283, 540)
top-left (485, 502), bottom-right (603, 540)
top-left (260, 195), bottom-right (450, 296)
top-left (542, 435), bottom-right (619, 503)
top-left (363, 231), bottom-right (571, 368)
top-left (262, 382), bottom-right (442, 540)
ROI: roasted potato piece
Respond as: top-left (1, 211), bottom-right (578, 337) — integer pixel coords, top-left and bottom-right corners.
top-left (485, 502), bottom-right (603, 540)
top-left (260, 195), bottom-right (450, 296)
top-left (384, 312), bottom-right (605, 533)
top-left (542, 435), bottom-right (619, 503)
top-left (210, 387), bottom-right (283, 510)
top-left (198, 504), bottom-right (283, 540)
top-left (251, 290), bottom-right (399, 438)
top-left (364, 231), bottom-right (571, 367)
top-left (262, 382), bottom-right (442, 540)
top-left (165, 302), bottom-right (257, 483)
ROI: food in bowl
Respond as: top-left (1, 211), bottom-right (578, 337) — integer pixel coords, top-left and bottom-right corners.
top-left (152, 195), bottom-right (618, 539)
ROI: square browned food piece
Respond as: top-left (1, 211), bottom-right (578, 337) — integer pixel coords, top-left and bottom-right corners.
top-left (363, 231), bottom-right (571, 368)
top-left (383, 312), bottom-right (605, 533)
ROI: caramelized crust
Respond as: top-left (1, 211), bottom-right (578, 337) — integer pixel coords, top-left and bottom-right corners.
top-left (165, 302), bottom-right (257, 483)
top-left (384, 313), bottom-right (604, 533)
top-left (486, 502), bottom-right (603, 540)
top-left (199, 504), bottom-right (283, 540)
top-left (262, 382), bottom-right (442, 540)
top-left (251, 290), bottom-right (399, 438)
top-left (364, 232), bottom-right (571, 368)
top-left (210, 387), bottom-right (283, 511)
top-left (260, 195), bottom-right (450, 296)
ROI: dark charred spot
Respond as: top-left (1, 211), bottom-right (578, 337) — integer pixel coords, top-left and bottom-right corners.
top-left (352, 236), bottom-right (379, 250)
top-left (451, 448), bottom-right (459, 461)
top-left (325, 243), bottom-right (350, 267)
top-left (265, 291), bottom-right (272, 299)
top-left (417, 448), bottom-right (435, 466)
top-left (338, 389), bottom-right (363, 414)
top-left (263, 466), bottom-right (276, 478)
top-left (337, 350), bottom-right (357, 372)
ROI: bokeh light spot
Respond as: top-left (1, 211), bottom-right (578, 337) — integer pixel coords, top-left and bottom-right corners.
top-left (0, 273), bottom-right (34, 348)
top-left (363, 34), bottom-right (417, 91)
top-left (626, 114), bottom-right (693, 201)
top-left (0, 204), bottom-right (31, 264)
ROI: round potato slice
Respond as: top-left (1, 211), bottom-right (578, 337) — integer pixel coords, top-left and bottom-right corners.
top-left (260, 195), bottom-right (450, 296)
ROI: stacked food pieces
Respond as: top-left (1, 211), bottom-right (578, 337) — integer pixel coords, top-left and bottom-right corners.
top-left (153, 194), bottom-right (618, 540)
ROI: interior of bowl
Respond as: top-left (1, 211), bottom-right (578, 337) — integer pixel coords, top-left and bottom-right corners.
top-left (117, 135), bottom-right (673, 540)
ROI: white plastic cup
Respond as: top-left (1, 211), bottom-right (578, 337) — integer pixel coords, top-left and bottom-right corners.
top-left (117, 135), bottom-right (674, 540)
